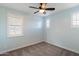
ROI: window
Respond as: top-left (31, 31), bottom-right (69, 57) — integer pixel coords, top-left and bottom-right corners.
top-left (72, 13), bottom-right (79, 27)
top-left (7, 13), bottom-right (24, 37)
top-left (46, 19), bottom-right (50, 28)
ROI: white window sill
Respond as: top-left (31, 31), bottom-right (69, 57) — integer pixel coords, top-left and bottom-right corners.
top-left (8, 35), bottom-right (24, 38)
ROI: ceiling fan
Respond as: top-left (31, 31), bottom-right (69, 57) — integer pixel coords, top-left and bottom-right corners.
top-left (29, 3), bottom-right (55, 14)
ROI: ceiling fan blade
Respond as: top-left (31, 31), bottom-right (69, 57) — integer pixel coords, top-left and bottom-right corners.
top-left (34, 11), bottom-right (39, 14)
top-left (45, 8), bottom-right (55, 10)
top-left (29, 6), bottom-right (39, 9)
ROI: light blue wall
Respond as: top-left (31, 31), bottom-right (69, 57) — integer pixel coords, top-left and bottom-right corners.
top-left (0, 6), bottom-right (44, 54)
top-left (46, 5), bottom-right (79, 53)
top-left (0, 7), bottom-right (7, 52)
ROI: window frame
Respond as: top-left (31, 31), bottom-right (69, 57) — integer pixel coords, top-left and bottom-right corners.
top-left (7, 13), bottom-right (24, 37)
top-left (72, 13), bottom-right (79, 28)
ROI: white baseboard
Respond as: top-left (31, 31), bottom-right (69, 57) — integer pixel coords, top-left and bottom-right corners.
top-left (1, 40), bottom-right (79, 54)
top-left (0, 41), bottom-right (43, 54)
top-left (45, 41), bottom-right (79, 54)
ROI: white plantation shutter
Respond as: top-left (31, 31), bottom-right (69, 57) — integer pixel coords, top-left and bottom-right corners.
top-left (7, 13), bottom-right (24, 37)
top-left (72, 13), bottom-right (79, 27)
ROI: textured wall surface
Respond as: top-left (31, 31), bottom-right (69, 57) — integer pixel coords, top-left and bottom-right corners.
top-left (46, 5), bottom-right (79, 53)
top-left (0, 6), bottom-right (44, 54)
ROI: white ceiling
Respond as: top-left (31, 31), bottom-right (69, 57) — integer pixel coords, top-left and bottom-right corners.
top-left (0, 3), bottom-right (79, 15)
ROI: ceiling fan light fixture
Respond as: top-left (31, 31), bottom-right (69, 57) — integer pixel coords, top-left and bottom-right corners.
top-left (39, 9), bottom-right (45, 14)
top-left (29, 3), bottom-right (55, 15)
